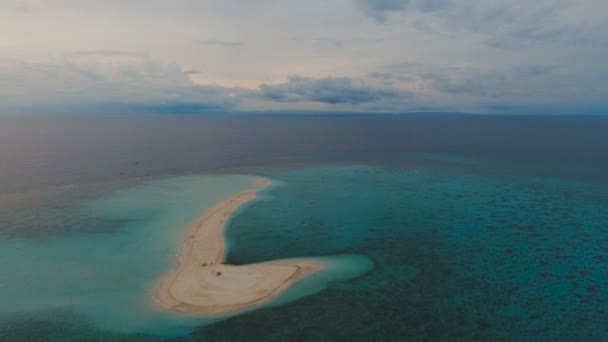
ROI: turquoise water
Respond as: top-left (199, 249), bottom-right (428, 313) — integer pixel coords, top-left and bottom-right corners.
top-left (0, 175), bottom-right (257, 336)
top-left (2, 115), bottom-right (608, 340)
top-left (2, 162), bottom-right (606, 341)
top-left (203, 164), bottom-right (608, 341)
top-left (0, 174), bottom-right (373, 339)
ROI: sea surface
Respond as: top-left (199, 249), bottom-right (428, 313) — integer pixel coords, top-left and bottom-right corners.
top-left (0, 114), bottom-right (607, 341)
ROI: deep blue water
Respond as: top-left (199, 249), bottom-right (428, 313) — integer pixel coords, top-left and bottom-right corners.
top-left (1, 115), bottom-right (607, 341)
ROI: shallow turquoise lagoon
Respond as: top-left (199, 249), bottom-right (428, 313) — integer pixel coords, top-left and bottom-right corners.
top-left (1, 163), bottom-right (607, 341)
top-left (0, 173), bottom-right (373, 339)
top-left (0, 175), bottom-right (259, 336)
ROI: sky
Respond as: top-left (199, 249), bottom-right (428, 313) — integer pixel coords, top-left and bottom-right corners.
top-left (1, 0), bottom-right (607, 114)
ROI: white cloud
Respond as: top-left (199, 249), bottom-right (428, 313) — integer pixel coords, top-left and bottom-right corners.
top-left (0, 52), bottom-right (245, 113)
top-left (0, 0), bottom-right (607, 114)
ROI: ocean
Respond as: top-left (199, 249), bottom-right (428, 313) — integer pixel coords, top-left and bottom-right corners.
top-left (0, 114), bottom-right (607, 341)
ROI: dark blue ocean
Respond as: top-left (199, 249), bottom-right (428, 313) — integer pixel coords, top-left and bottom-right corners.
top-left (1, 115), bottom-right (607, 341)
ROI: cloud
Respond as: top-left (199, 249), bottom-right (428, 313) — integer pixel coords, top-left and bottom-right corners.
top-left (259, 75), bottom-right (404, 105)
top-left (1, 51), bottom-right (419, 114)
top-left (199, 39), bottom-right (243, 47)
top-left (356, 0), bottom-right (410, 22)
top-left (356, 0), bottom-right (452, 22)
top-left (372, 62), bottom-right (608, 112)
top-left (3, 50), bottom-right (606, 114)
top-left (0, 0), bottom-right (48, 13)
top-left (1, 0), bottom-right (607, 115)
top-left (357, 0), bottom-right (608, 50)
top-left (311, 37), bottom-right (384, 48)
top-left (182, 69), bottom-right (201, 75)
top-left (0, 52), bottom-right (244, 114)
top-left (84, 102), bottom-right (227, 115)
top-left (71, 49), bottom-right (141, 57)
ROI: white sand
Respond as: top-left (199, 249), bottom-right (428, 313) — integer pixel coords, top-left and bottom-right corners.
top-left (154, 179), bottom-right (323, 315)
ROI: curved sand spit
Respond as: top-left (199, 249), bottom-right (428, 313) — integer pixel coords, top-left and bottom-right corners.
top-left (154, 179), bottom-right (323, 315)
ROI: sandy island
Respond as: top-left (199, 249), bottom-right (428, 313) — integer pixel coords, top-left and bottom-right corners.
top-left (154, 179), bottom-right (324, 315)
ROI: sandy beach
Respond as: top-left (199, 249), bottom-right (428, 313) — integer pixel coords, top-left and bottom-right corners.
top-left (154, 178), bottom-right (324, 315)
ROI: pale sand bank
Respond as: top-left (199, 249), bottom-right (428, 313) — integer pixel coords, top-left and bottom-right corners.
top-left (154, 179), bottom-right (324, 315)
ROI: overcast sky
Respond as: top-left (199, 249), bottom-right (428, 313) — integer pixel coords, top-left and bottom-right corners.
top-left (1, 0), bottom-right (607, 114)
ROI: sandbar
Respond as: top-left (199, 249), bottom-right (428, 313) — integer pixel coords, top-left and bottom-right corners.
top-left (154, 178), bottom-right (324, 315)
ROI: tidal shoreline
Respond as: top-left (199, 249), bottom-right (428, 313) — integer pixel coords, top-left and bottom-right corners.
top-left (154, 178), bottom-right (324, 315)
